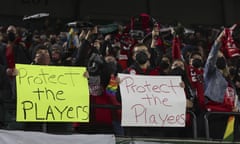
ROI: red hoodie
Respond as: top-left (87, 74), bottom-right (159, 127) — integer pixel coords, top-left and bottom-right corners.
top-left (186, 65), bottom-right (205, 110)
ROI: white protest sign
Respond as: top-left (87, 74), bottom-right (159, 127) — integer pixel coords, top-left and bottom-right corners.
top-left (118, 73), bottom-right (186, 127)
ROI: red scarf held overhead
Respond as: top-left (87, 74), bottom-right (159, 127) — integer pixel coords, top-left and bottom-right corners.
top-left (221, 27), bottom-right (240, 58)
top-left (172, 36), bottom-right (181, 60)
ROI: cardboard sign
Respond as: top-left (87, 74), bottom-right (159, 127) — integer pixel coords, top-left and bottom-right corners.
top-left (16, 64), bottom-right (89, 122)
top-left (118, 73), bottom-right (186, 127)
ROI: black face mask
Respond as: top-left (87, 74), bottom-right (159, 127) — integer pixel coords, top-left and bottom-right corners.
top-left (8, 32), bottom-right (16, 42)
top-left (89, 34), bottom-right (98, 43)
top-left (106, 61), bottom-right (117, 74)
top-left (216, 57), bottom-right (226, 69)
top-left (160, 61), bottom-right (170, 69)
top-left (171, 67), bottom-right (188, 83)
top-left (229, 68), bottom-right (236, 76)
top-left (136, 51), bottom-right (148, 65)
top-left (171, 67), bottom-right (185, 77)
top-left (192, 59), bottom-right (203, 68)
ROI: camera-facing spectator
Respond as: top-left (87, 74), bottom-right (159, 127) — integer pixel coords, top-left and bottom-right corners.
top-left (31, 44), bottom-right (51, 65)
top-left (50, 44), bottom-right (63, 66)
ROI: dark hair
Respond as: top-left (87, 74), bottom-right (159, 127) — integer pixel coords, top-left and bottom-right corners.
top-left (189, 51), bottom-right (202, 59)
top-left (51, 44), bottom-right (63, 53)
top-left (32, 44), bottom-right (51, 60)
top-left (162, 54), bottom-right (171, 61)
top-left (106, 46), bottom-right (120, 58)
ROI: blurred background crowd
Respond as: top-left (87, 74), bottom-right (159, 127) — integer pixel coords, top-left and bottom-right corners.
top-left (0, 12), bottom-right (240, 141)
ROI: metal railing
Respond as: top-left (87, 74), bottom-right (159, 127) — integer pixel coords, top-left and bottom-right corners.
top-left (2, 100), bottom-right (198, 138)
top-left (204, 111), bottom-right (240, 140)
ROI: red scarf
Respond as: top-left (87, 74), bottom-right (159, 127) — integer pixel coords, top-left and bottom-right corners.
top-left (6, 45), bottom-right (15, 69)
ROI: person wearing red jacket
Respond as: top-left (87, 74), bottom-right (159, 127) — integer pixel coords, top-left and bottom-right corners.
top-left (120, 43), bottom-right (159, 136)
top-left (186, 51), bottom-right (206, 138)
top-left (187, 51), bottom-right (205, 110)
top-left (123, 43), bottom-right (159, 75)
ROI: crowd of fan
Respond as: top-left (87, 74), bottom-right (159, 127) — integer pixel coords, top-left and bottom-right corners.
top-left (0, 13), bottom-right (240, 141)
